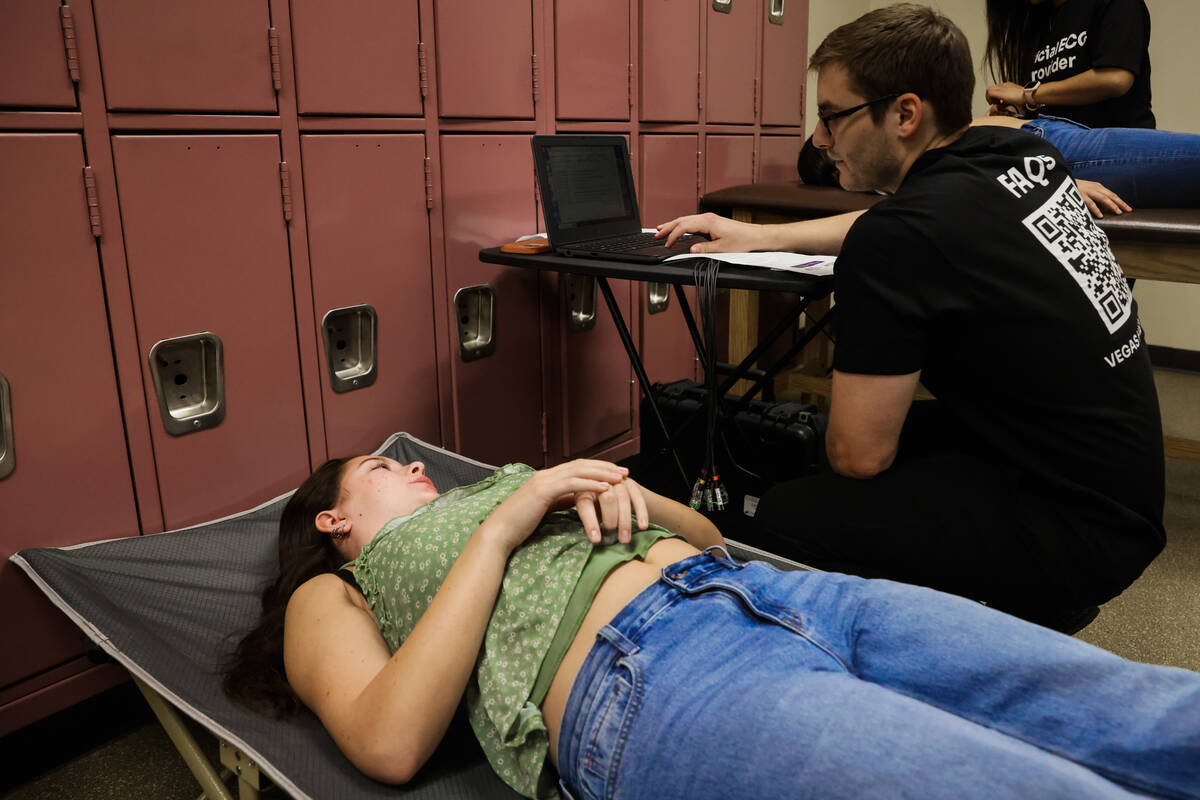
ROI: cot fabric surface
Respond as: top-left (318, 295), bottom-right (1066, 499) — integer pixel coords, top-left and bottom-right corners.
top-left (12, 433), bottom-right (521, 800)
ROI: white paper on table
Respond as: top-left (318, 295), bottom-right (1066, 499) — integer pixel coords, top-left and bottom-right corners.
top-left (665, 250), bottom-right (836, 276)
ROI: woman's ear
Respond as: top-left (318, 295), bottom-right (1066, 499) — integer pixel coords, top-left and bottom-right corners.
top-left (315, 509), bottom-right (342, 534)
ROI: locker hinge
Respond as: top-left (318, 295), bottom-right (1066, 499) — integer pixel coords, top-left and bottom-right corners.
top-left (278, 161), bottom-right (293, 221)
top-left (268, 27), bottom-right (282, 91)
top-left (697, 72), bottom-right (703, 114)
top-left (628, 63), bottom-right (634, 110)
top-left (417, 41), bottom-right (429, 98)
top-left (423, 157), bottom-right (434, 210)
top-left (59, 5), bottom-right (81, 83)
top-left (696, 150), bottom-right (703, 200)
top-left (532, 53), bottom-right (540, 105)
top-left (753, 76), bottom-right (760, 117)
top-left (752, 149), bottom-right (758, 182)
top-left (82, 165), bottom-right (102, 238)
top-left (540, 411), bottom-right (548, 455)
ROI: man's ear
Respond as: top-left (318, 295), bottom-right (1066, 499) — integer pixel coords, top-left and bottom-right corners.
top-left (895, 92), bottom-right (925, 138)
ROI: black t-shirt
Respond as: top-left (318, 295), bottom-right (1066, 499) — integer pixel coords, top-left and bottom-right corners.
top-left (834, 127), bottom-right (1164, 558)
top-left (1029, 0), bottom-right (1154, 128)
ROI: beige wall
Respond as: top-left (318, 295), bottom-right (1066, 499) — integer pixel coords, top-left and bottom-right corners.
top-left (806, 0), bottom-right (1200, 352)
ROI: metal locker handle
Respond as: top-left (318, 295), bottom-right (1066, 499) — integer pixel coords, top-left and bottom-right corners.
top-left (321, 305), bottom-right (379, 393)
top-left (712, 0), bottom-right (732, 13)
top-left (0, 374), bottom-right (14, 480)
top-left (647, 282), bottom-right (671, 315)
top-left (454, 285), bottom-right (497, 362)
top-left (768, 0), bottom-right (785, 25)
top-left (565, 274), bottom-right (598, 331)
top-left (148, 332), bottom-right (226, 436)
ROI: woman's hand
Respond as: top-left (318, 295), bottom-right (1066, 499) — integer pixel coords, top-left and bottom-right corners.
top-left (573, 476), bottom-right (650, 544)
top-left (985, 82), bottom-right (1026, 113)
top-left (483, 460), bottom-right (628, 554)
top-left (1076, 179), bottom-right (1131, 218)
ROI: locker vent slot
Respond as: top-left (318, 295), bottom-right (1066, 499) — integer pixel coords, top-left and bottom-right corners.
top-left (0, 374), bottom-right (14, 480)
top-left (148, 333), bottom-right (226, 436)
top-left (648, 282), bottom-right (671, 315)
top-left (321, 305), bottom-right (379, 393)
top-left (768, 0), bottom-right (785, 25)
top-left (565, 274), bottom-right (597, 331)
top-left (454, 285), bottom-right (497, 362)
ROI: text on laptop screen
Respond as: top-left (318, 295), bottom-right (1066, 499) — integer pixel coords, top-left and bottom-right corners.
top-left (545, 144), bottom-right (637, 229)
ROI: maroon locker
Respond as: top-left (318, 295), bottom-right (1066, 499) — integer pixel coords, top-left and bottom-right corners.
top-left (301, 134), bottom-right (440, 455)
top-left (91, 0), bottom-right (277, 112)
top-left (705, 134), bottom-right (754, 192)
top-left (555, 0), bottom-right (630, 120)
top-left (435, 0), bottom-right (534, 119)
top-left (561, 278), bottom-right (635, 456)
top-left (111, 135), bottom-right (309, 529)
top-left (639, 0), bottom-right (699, 123)
top-left (0, 0), bottom-right (77, 108)
top-left (0, 134), bottom-right (139, 694)
top-left (759, 0), bottom-right (807, 126)
top-left (439, 135), bottom-right (544, 467)
top-left (705, 0), bottom-right (759, 124)
top-left (291, 0), bottom-right (423, 116)
top-left (759, 135), bottom-right (802, 183)
top-left (639, 134), bottom-right (700, 384)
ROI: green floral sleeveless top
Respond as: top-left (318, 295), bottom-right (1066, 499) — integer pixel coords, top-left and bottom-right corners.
top-left (350, 463), bottom-right (621, 798)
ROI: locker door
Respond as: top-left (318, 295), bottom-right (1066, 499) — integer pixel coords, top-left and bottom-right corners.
top-left (92, 0), bottom-right (277, 112)
top-left (639, 134), bottom-right (699, 384)
top-left (440, 135), bottom-right (543, 467)
top-left (555, 0), bottom-right (629, 120)
top-left (291, 0), bottom-right (423, 115)
top-left (301, 134), bottom-right (440, 455)
top-left (0, 134), bottom-right (139, 690)
top-left (705, 134), bottom-right (754, 192)
top-left (759, 135), bottom-right (803, 182)
top-left (111, 135), bottom-right (308, 529)
top-left (0, 0), bottom-right (77, 108)
top-left (562, 279), bottom-right (635, 456)
top-left (760, 0), bottom-right (807, 126)
top-left (639, 0), bottom-right (699, 122)
top-left (435, 0), bottom-right (534, 118)
top-left (705, 0), bottom-right (759, 124)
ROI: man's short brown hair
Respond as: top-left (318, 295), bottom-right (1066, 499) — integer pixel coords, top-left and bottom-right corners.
top-left (810, 3), bottom-right (973, 135)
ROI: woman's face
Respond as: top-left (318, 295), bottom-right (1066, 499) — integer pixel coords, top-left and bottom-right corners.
top-left (321, 456), bottom-right (440, 559)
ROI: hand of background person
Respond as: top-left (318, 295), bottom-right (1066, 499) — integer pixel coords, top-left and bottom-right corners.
top-left (656, 212), bottom-right (771, 253)
top-left (985, 82), bottom-right (1026, 111)
top-left (1076, 179), bottom-right (1131, 218)
top-left (572, 476), bottom-right (650, 544)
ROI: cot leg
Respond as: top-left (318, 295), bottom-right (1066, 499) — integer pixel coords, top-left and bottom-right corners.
top-left (132, 676), bottom-right (235, 800)
top-left (219, 740), bottom-right (261, 800)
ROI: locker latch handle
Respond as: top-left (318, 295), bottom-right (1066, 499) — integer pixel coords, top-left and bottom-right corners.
top-left (768, 0), bottom-right (785, 25)
top-left (148, 333), bottom-right (226, 436)
top-left (565, 275), bottom-right (598, 331)
top-left (648, 282), bottom-right (671, 315)
top-left (321, 305), bottom-right (379, 393)
top-left (454, 285), bottom-right (497, 362)
top-left (0, 374), bottom-right (14, 480)
top-left (712, 0), bottom-right (733, 13)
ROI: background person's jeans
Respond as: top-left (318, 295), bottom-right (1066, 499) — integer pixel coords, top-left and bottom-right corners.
top-left (556, 553), bottom-right (1200, 800)
top-left (1023, 115), bottom-right (1200, 207)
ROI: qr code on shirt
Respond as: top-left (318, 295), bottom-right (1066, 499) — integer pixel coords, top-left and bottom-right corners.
top-left (1023, 176), bottom-right (1131, 334)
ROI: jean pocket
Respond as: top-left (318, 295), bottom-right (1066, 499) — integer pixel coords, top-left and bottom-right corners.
top-left (578, 658), bottom-right (642, 800)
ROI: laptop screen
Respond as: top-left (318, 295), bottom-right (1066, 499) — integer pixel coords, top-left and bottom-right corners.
top-left (532, 136), bottom-right (642, 246)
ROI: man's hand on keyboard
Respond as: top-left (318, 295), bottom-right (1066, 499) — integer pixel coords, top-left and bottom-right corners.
top-left (656, 212), bottom-right (773, 253)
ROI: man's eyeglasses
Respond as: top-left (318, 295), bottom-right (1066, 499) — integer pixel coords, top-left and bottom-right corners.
top-left (816, 93), bottom-right (901, 136)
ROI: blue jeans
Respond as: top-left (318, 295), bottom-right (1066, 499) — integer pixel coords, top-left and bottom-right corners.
top-left (1022, 116), bottom-right (1200, 207)
top-left (556, 552), bottom-right (1200, 800)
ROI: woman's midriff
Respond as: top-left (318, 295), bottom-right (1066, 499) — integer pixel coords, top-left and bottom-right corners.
top-left (541, 536), bottom-right (701, 765)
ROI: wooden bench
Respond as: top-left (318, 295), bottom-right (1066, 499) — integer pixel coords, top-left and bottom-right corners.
top-left (700, 182), bottom-right (1200, 460)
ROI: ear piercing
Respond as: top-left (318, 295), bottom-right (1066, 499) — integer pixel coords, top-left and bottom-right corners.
top-left (331, 524), bottom-right (348, 542)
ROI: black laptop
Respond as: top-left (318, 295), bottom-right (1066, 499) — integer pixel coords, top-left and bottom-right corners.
top-left (530, 135), bottom-right (707, 263)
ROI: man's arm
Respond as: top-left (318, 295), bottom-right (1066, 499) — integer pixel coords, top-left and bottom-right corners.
top-left (657, 210), bottom-right (866, 256)
top-left (826, 369), bottom-right (921, 479)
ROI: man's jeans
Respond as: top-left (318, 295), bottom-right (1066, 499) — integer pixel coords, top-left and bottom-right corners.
top-left (556, 552), bottom-right (1200, 800)
top-left (1023, 115), bottom-right (1200, 207)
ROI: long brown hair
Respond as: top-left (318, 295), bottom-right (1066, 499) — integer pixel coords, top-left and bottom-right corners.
top-left (984, 0), bottom-right (1052, 85)
top-left (222, 457), bottom-right (351, 717)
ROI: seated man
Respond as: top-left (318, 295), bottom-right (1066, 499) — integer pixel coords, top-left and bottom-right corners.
top-left (658, 3), bottom-right (1164, 633)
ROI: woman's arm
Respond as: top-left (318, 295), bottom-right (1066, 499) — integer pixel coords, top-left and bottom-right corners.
top-left (986, 67), bottom-right (1135, 111)
top-left (284, 460), bottom-right (627, 784)
top-left (574, 476), bottom-right (725, 551)
top-left (638, 483), bottom-right (725, 551)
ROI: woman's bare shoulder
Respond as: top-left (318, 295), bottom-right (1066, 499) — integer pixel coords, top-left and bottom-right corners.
top-left (289, 572), bottom-right (370, 618)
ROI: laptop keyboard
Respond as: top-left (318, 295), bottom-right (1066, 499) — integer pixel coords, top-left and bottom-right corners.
top-left (586, 232), bottom-right (706, 253)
